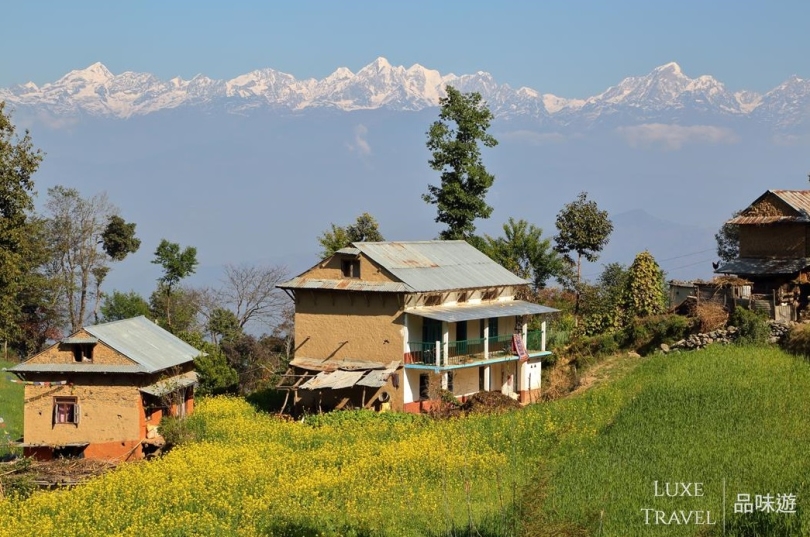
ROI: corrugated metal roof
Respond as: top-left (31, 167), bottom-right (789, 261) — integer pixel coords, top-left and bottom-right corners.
top-left (85, 316), bottom-right (200, 373)
top-left (61, 337), bottom-right (98, 344)
top-left (290, 357), bottom-right (391, 372)
top-left (728, 216), bottom-right (809, 225)
top-left (336, 247), bottom-right (360, 255)
top-left (715, 257), bottom-right (810, 276)
top-left (356, 367), bottom-right (397, 388)
top-left (771, 190), bottom-right (810, 215)
top-left (730, 190), bottom-right (810, 224)
top-left (7, 363), bottom-right (145, 374)
top-left (300, 370), bottom-right (366, 390)
top-left (277, 277), bottom-right (408, 292)
top-left (354, 241), bottom-right (529, 292)
top-left (406, 300), bottom-right (559, 322)
top-left (140, 372), bottom-right (198, 397)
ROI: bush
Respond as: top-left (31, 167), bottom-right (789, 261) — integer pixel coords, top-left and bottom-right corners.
top-left (782, 323), bottom-right (810, 357)
top-left (160, 415), bottom-right (200, 447)
top-left (621, 314), bottom-right (694, 355)
top-left (729, 307), bottom-right (769, 345)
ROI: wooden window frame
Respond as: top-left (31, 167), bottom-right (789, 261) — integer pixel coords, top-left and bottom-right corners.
top-left (53, 396), bottom-right (80, 425)
top-left (341, 259), bottom-right (360, 279)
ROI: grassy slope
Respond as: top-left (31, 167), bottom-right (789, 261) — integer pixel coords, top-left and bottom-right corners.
top-left (0, 359), bottom-right (23, 453)
top-left (525, 345), bottom-right (810, 536)
top-left (1, 346), bottom-right (809, 536)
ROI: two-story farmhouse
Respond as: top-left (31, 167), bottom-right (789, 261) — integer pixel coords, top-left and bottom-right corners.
top-left (715, 190), bottom-right (810, 319)
top-left (277, 240), bottom-right (558, 413)
top-left (7, 316), bottom-right (199, 461)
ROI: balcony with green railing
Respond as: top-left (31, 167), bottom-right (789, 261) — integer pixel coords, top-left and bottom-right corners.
top-left (404, 330), bottom-right (549, 368)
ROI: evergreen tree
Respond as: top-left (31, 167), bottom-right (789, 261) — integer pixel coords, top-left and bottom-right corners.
top-left (423, 86), bottom-right (498, 240)
top-left (554, 191), bottom-right (614, 284)
top-left (622, 251), bottom-right (666, 320)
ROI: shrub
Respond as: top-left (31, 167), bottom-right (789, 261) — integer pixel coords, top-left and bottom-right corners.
top-left (621, 314), bottom-right (693, 355)
top-left (159, 415), bottom-right (200, 447)
top-left (782, 323), bottom-right (810, 357)
top-left (729, 307), bottom-right (769, 345)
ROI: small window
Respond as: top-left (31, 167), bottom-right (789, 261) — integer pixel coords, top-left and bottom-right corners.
top-left (479, 367), bottom-right (486, 391)
top-left (446, 371), bottom-right (454, 393)
top-left (72, 344), bottom-right (93, 362)
top-left (341, 259), bottom-right (360, 278)
top-left (419, 373), bottom-right (430, 401)
top-left (425, 294), bottom-right (442, 306)
top-left (482, 289), bottom-right (499, 301)
top-left (54, 397), bottom-right (79, 425)
top-left (457, 292), bottom-right (468, 304)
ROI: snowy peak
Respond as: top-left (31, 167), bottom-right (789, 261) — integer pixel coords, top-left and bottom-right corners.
top-left (1, 59), bottom-right (808, 130)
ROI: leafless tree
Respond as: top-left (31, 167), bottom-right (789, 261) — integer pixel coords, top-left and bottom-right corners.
top-left (219, 263), bottom-right (290, 332)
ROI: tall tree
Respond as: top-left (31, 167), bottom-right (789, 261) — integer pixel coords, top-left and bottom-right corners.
top-left (0, 102), bottom-right (44, 344)
top-left (621, 251), bottom-right (666, 320)
top-left (423, 86), bottom-right (498, 240)
top-left (715, 210), bottom-right (741, 263)
top-left (482, 218), bottom-right (566, 291)
top-left (554, 191), bottom-right (614, 284)
top-left (318, 212), bottom-right (384, 258)
top-left (100, 290), bottom-right (151, 322)
top-left (44, 186), bottom-right (141, 330)
top-left (152, 239), bottom-right (198, 330)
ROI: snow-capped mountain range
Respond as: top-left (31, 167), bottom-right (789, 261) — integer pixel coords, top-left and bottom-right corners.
top-left (2, 57), bottom-right (809, 130)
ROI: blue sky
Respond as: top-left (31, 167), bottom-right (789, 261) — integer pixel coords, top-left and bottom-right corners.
top-left (4, 1), bottom-right (809, 97)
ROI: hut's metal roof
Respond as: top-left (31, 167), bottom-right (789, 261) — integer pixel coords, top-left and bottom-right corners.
top-left (81, 316), bottom-right (200, 373)
top-left (140, 372), bottom-right (199, 397)
top-left (277, 278), bottom-right (408, 292)
top-left (354, 241), bottom-right (529, 292)
top-left (300, 370), bottom-right (366, 390)
top-left (729, 190), bottom-right (810, 224)
top-left (406, 300), bottom-right (559, 323)
top-left (61, 337), bottom-right (98, 344)
top-left (714, 257), bottom-right (810, 276)
top-left (7, 363), bottom-right (146, 374)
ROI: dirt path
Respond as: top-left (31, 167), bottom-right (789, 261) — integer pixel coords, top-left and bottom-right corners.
top-left (569, 353), bottom-right (641, 396)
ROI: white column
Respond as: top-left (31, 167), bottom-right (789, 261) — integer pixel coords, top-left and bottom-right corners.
top-left (435, 341), bottom-right (442, 367)
top-left (541, 320), bottom-right (547, 352)
top-left (483, 319), bottom-right (490, 358)
top-left (522, 320), bottom-right (528, 348)
top-left (442, 322), bottom-right (449, 366)
top-left (403, 313), bottom-right (409, 357)
top-left (484, 366), bottom-right (491, 391)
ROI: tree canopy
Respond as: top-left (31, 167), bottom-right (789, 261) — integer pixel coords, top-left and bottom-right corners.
top-left (482, 218), bottom-right (566, 291)
top-left (715, 210), bottom-right (741, 263)
top-left (0, 102), bottom-right (43, 343)
top-left (554, 191), bottom-right (614, 284)
top-left (621, 250), bottom-right (666, 320)
top-left (318, 212), bottom-right (384, 258)
top-left (152, 239), bottom-right (199, 330)
top-left (423, 86), bottom-right (498, 240)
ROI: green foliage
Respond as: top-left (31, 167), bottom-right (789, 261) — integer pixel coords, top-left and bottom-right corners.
top-left (423, 86), bottom-right (498, 240)
top-left (152, 239), bottom-right (198, 289)
top-left (207, 307), bottom-right (242, 344)
top-left (151, 239), bottom-right (198, 330)
top-left (148, 285), bottom-right (200, 334)
top-left (482, 218), bottom-right (566, 290)
top-left (100, 290), bottom-right (150, 322)
top-left (620, 314), bottom-right (693, 354)
top-left (782, 323), bottom-right (810, 357)
top-left (0, 360), bottom-right (24, 457)
top-left (159, 415), bottom-right (201, 447)
top-left (177, 330), bottom-right (239, 395)
top-left (715, 210), bottom-right (741, 262)
top-left (101, 214), bottom-right (141, 261)
top-left (729, 307), bottom-right (770, 345)
top-left (553, 191), bottom-right (613, 283)
top-left (0, 103), bottom-right (43, 343)
top-left (318, 212), bottom-right (384, 258)
top-left (621, 250), bottom-right (665, 322)
top-left (580, 262), bottom-right (629, 336)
